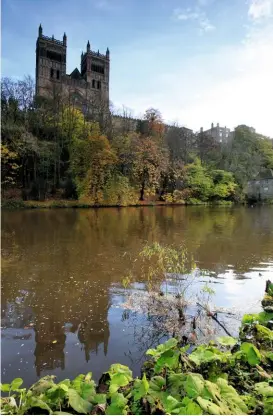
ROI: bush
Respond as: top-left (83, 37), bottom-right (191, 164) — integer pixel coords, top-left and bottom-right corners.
top-left (2, 199), bottom-right (26, 210)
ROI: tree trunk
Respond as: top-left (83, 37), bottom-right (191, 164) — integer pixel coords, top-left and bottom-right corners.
top-left (140, 181), bottom-right (145, 201)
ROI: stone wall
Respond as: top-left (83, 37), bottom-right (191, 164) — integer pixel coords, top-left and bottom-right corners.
top-left (247, 178), bottom-right (273, 201)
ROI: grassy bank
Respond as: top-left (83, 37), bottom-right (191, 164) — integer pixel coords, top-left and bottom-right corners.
top-left (1, 198), bottom-right (235, 210)
top-left (1, 282), bottom-right (272, 415)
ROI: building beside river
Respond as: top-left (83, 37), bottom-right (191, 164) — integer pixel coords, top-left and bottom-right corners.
top-left (247, 169), bottom-right (273, 201)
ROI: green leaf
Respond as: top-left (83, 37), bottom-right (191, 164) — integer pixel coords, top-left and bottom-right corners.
top-left (196, 397), bottom-right (222, 415)
top-left (154, 350), bottom-right (179, 373)
top-left (256, 324), bottom-right (273, 342)
top-left (58, 383), bottom-right (69, 392)
top-left (264, 397), bottom-right (273, 415)
top-left (162, 395), bottom-right (182, 414)
top-left (80, 381), bottom-right (96, 400)
top-left (181, 398), bottom-right (203, 415)
top-left (92, 394), bottom-right (107, 405)
top-left (106, 392), bottom-right (127, 415)
top-left (189, 345), bottom-right (227, 366)
top-left (28, 397), bottom-right (53, 414)
top-left (146, 338), bottom-right (178, 357)
top-left (0, 384), bottom-right (10, 392)
top-left (149, 376), bottom-right (166, 393)
top-left (10, 378), bottom-right (23, 391)
top-left (183, 373), bottom-right (204, 399)
top-left (58, 379), bottom-right (71, 388)
top-left (30, 376), bottom-right (56, 394)
top-left (71, 374), bottom-right (85, 393)
top-left (84, 372), bottom-right (93, 382)
top-left (216, 378), bottom-right (248, 414)
top-left (242, 312), bottom-right (273, 325)
top-left (217, 336), bottom-right (236, 347)
top-left (110, 373), bottom-right (131, 394)
top-left (68, 388), bottom-right (92, 414)
top-left (132, 374), bottom-right (149, 401)
top-left (240, 342), bottom-right (261, 365)
top-left (168, 373), bottom-right (186, 396)
top-left (108, 364), bottom-right (132, 379)
top-left (255, 382), bottom-right (273, 397)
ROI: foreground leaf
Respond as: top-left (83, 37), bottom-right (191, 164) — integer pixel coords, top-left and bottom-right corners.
top-left (68, 388), bottom-right (92, 414)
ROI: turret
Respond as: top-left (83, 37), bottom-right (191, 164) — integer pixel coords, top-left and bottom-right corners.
top-left (106, 47), bottom-right (110, 59)
top-left (87, 40), bottom-right (90, 53)
top-left (63, 32), bottom-right (67, 47)
top-left (38, 24), bottom-right (42, 37)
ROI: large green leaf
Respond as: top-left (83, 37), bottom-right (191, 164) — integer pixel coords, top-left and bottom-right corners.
top-left (154, 350), bottom-right (179, 373)
top-left (106, 364), bottom-right (132, 394)
top-left (183, 373), bottom-right (205, 399)
top-left (242, 312), bottom-right (273, 325)
top-left (0, 383), bottom-right (11, 392)
top-left (264, 397), bottom-right (273, 415)
top-left (189, 345), bottom-right (227, 366)
top-left (256, 324), bottom-right (273, 342)
top-left (149, 376), bottom-right (166, 393)
top-left (71, 374), bottom-right (85, 393)
top-left (132, 374), bottom-right (149, 401)
top-left (108, 364), bottom-right (132, 378)
top-left (146, 338), bottom-right (178, 358)
top-left (10, 378), bottom-right (23, 391)
top-left (255, 382), bottom-right (273, 397)
top-left (168, 373), bottom-right (186, 396)
top-left (92, 394), bottom-right (107, 405)
top-left (240, 342), bottom-right (261, 365)
top-left (106, 392), bottom-right (127, 415)
top-left (161, 394), bottom-right (182, 414)
top-left (27, 397), bottom-right (53, 414)
top-left (196, 396), bottom-right (222, 415)
top-left (180, 397), bottom-right (203, 415)
top-left (216, 378), bottom-right (248, 414)
top-left (67, 388), bottom-right (92, 414)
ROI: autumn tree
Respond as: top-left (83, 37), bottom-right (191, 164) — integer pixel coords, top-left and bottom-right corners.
top-left (132, 135), bottom-right (169, 200)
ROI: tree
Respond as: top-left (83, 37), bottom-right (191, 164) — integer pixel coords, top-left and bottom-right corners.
top-left (1, 144), bottom-right (19, 191)
top-left (69, 123), bottom-right (117, 203)
top-left (132, 135), bottom-right (168, 200)
top-left (184, 158), bottom-right (213, 201)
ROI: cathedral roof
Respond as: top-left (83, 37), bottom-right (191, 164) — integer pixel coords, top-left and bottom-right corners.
top-left (70, 68), bottom-right (82, 80)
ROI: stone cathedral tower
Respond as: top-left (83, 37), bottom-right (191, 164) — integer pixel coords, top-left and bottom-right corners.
top-left (35, 24), bottom-right (110, 115)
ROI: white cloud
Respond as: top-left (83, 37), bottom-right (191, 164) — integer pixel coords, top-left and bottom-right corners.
top-left (173, 7), bottom-right (215, 33)
top-left (248, 0), bottom-right (273, 20)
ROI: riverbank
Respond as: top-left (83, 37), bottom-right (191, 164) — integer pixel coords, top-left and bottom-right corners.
top-left (1, 282), bottom-right (272, 415)
top-left (1, 198), bottom-right (237, 210)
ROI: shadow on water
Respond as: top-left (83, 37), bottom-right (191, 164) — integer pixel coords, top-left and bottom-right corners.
top-left (1, 206), bottom-right (273, 386)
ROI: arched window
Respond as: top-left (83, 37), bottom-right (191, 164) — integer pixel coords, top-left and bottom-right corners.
top-left (92, 79), bottom-right (95, 88)
top-left (97, 80), bottom-right (101, 90)
top-left (50, 68), bottom-right (54, 78)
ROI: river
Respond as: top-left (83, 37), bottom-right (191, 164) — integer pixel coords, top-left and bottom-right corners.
top-left (1, 206), bottom-right (273, 386)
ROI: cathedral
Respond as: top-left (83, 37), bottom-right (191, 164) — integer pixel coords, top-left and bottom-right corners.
top-left (35, 24), bottom-right (110, 114)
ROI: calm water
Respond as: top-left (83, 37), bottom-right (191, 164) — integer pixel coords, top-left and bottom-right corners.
top-left (1, 206), bottom-right (273, 386)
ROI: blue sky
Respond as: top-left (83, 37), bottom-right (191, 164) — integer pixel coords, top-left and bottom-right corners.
top-left (2, 0), bottom-right (273, 136)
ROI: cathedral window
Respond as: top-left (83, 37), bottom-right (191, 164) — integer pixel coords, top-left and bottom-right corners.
top-left (97, 80), bottom-right (101, 90)
top-left (92, 79), bottom-right (96, 88)
top-left (56, 70), bottom-right (60, 80)
top-left (50, 68), bottom-right (54, 78)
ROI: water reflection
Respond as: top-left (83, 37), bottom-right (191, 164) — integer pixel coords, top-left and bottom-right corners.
top-left (1, 206), bottom-right (273, 385)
